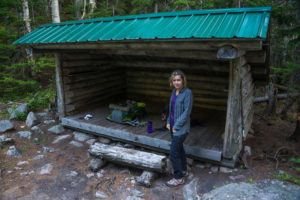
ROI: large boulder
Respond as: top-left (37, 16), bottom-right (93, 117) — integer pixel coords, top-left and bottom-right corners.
top-left (26, 112), bottom-right (41, 127)
top-left (201, 179), bottom-right (300, 200)
top-left (0, 120), bottom-right (14, 133)
top-left (9, 103), bottom-right (28, 120)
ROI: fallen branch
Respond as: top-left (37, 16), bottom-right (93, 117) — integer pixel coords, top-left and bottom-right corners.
top-left (254, 93), bottom-right (299, 103)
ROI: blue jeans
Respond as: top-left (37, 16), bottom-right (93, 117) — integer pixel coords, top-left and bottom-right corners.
top-left (170, 130), bottom-right (187, 179)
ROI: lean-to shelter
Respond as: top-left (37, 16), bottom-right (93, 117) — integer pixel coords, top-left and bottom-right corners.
top-left (14, 7), bottom-right (271, 167)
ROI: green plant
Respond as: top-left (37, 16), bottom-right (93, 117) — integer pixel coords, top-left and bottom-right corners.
top-left (248, 178), bottom-right (253, 183)
top-left (15, 112), bottom-right (27, 121)
top-left (212, 185), bottom-right (217, 189)
top-left (28, 88), bottom-right (56, 111)
top-left (273, 173), bottom-right (300, 185)
top-left (225, 181), bottom-right (230, 184)
top-left (290, 157), bottom-right (300, 164)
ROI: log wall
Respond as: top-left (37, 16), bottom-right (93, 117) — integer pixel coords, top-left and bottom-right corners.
top-left (62, 52), bottom-right (126, 114)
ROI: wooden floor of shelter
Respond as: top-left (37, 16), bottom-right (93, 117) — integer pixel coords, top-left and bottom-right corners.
top-left (61, 105), bottom-right (226, 162)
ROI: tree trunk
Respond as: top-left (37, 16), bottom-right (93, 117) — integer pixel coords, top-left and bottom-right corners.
top-left (266, 82), bottom-right (277, 115)
top-left (81, 0), bottom-right (87, 19)
top-left (74, 0), bottom-right (82, 20)
top-left (290, 97), bottom-right (300, 141)
top-left (89, 0), bottom-right (96, 14)
top-left (154, 1), bottom-right (158, 13)
top-left (22, 0), bottom-right (33, 61)
top-left (51, 0), bottom-right (61, 23)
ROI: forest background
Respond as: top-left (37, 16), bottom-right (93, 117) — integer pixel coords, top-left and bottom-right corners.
top-left (0, 0), bottom-right (299, 135)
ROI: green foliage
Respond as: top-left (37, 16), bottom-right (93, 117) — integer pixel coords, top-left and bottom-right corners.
top-left (212, 185), bottom-right (217, 189)
top-left (28, 88), bottom-right (56, 111)
top-left (15, 112), bottom-right (27, 121)
top-left (31, 57), bottom-right (55, 73)
top-left (273, 173), bottom-right (300, 185)
top-left (248, 178), bottom-right (253, 183)
top-left (290, 157), bottom-right (300, 164)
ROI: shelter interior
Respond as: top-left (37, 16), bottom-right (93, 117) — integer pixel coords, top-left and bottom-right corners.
top-left (60, 49), bottom-right (232, 164)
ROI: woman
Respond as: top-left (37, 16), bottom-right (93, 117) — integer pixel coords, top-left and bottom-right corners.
top-left (166, 69), bottom-right (193, 187)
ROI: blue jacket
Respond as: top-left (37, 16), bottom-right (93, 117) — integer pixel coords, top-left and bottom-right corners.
top-left (167, 88), bottom-right (193, 136)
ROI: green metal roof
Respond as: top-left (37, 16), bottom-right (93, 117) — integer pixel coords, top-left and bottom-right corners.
top-left (14, 7), bottom-right (271, 45)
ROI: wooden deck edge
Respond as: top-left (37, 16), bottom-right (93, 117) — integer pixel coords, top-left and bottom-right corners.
top-left (61, 117), bottom-right (222, 162)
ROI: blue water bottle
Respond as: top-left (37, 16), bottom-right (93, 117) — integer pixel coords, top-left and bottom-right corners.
top-left (147, 121), bottom-right (153, 133)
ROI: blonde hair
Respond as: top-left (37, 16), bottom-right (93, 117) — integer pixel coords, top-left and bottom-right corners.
top-left (169, 69), bottom-right (187, 88)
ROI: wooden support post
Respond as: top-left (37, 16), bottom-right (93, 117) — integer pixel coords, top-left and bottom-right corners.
top-left (223, 57), bottom-right (243, 159)
top-left (55, 53), bottom-right (65, 119)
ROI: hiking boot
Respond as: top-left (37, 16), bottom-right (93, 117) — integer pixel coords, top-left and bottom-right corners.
top-left (165, 178), bottom-right (185, 187)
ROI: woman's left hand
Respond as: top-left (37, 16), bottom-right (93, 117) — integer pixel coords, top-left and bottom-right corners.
top-left (172, 129), bottom-right (176, 133)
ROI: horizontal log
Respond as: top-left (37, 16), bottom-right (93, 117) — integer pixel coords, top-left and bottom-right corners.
top-left (89, 143), bottom-right (167, 173)
top-left (63, 68), bottom-right (123, 84)
top-left (126, 71), bottom-right (228, 84)
top-left (245, 51), bottom-right (266, 64)
top-left (63, 60), bottom-right (110, 67)
top-left (63, 65), bottom-right (112, 75)
top-left (32, 40), bottom-right (263, 51)
top-left (91, 49), bottom-right (221, 61)
top-left (65, 88), bottom-right (124, 112)
top-left (126, 83), bottom-right (228, 97)
top-left (113, 60), bottom-right (229, 72)
top-left (254, 93), bottom-right (300, 103)
top-left (65, 79), bottom-right (126, 100)
top-left (64, 73), bottom-right (123, 91)
top-left (126, 88), bottom-right (227, 105)
top-left (63, 53), bottom-right (92, 60)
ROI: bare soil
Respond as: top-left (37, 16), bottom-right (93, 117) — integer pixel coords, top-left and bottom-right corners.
top-left (0, 102), bottom-right (299, 200)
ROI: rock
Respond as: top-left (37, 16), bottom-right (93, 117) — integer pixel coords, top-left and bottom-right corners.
top-left (66, 171), bottom-right (78, 177)
top-left (120, 168), bottom-right (131, 174)
top-left (98, 137), bottom-right (111, 144)
top-left (219, 167), bottom-right (233, 173)
top-left (229, 175), bottom-right (246, 181)
top-left (73, 131), bottom-right (92, 142)
top-left (31, 154), bottom-right (46, 160)
top-left (42, 146), bottom-right (55, 153)
top-left (26, 112), bottom-right (41, 127)
top-left (210, 166), bottom-right (219, 173)
top-left (52, 134), bottom-right (71, 144)
top-left (0, 135), bottom-right (14, 146)
top-left (31, 126), bottom-right (44, 135)
top-left (9, 103), bottom-right (28, 119)
top-left (15, 167), bottom-right (22, 170)
top-left (17, 161), bottom-right (29, 166)
top-left (48, 125), bottom-right (64, 134)
top-left (86, 173), bottom-right (94, 178)
top-left (88, 158), bottom-right (107, 172)
top-left (6, 146), bottom-right (22, 158)
top-left (125, 196), bottom-right (144, 200)
top-left (97, 172), bottom-right (104, 178)
top-left (44, 120), bottom-right (55, 125)
top-left (69, 140), bottom-right (83, 147)
top-left (183, 178), bottom-right (201, 200)
top-left (86, 138), bottom-right (96, 145)
top-left (136, 171), bottom-right (156, 188)
top-left (195, 162), bottom-right (206, 169)
top-left (201, 179), bottom-right (300, 200)
top-left (187, 158), bottom-right (194, 166)
top-left (36, 112), bottom-right (49, 119)
top-left (20, 170), bottom-right (34, 176)
top-left (95, 190), bottom-right (109, 199)
top-left (130, 188), bottom-right (144, 197)
top-left (32, 137), bottom-right (39, 143)
top-left (0, 120), bottom-right (14, 133)
top-left (13, 131), bottom-right (32, 140)
top-left (40, 163), bottom-right (53, 175)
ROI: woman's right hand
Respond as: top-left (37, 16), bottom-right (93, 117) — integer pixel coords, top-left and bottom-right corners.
top-left (166, 124), bottom-right (170, 130)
